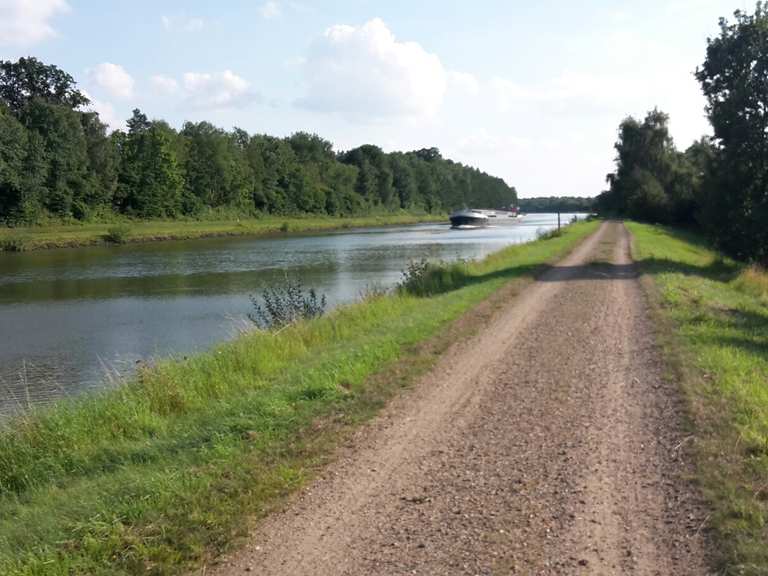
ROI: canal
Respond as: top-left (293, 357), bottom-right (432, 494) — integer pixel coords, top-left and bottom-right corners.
top-left (0, 213), bottom-right (584, 413)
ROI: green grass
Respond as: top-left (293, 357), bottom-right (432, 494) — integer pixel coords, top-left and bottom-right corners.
top-left (0, 213), bottom-right (446, 252)
top-left (0, 221), bottom-right (599, 575)
top-left (628, 222), bottom-right (768, 575)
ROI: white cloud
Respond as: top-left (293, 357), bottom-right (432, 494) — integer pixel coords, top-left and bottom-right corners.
top-left (448, 71), bottom-right (480, 96)
top-left (298, 18), bottom-right (447, 121)
top-left (182, 70), bottom-right (260, 109)
top-left (0, 0), bottom-right (69, 46)
top-left (260, 1), bottom-right (280, 19)
top-left (161, 15), bottom-right (205, 32)
top-left (80, 90), bottom-right (124, 132)
top-left (455, 130), bottom-right (532, 155)
top-left (88, 62), bottom-right (134, 100)
top-left (151, 74), bottom-right (179, 95)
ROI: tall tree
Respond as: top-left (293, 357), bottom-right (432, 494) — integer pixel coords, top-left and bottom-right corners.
top-left (22, 100), bottom-right (91, 218)
top-left (0, 106), bottom-right (28, 221)
top-left (696, 4), bottom-right (768, 263)
top-left (599, 109), bottom-right (698, 224)
top-left (116, 110), bottom-right (183, 217)
top-left (0, 57), bottom-right (89, 116)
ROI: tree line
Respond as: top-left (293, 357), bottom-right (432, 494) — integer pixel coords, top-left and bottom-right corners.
top-left (597, 4), bottom-right (768, 265)
top-left (0, 58), bottom-right (517, 225)
top-left (518, 196), bottom-right (594, 213)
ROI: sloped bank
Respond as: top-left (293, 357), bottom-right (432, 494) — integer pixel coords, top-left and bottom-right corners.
top-left (629, 222), bottom-right (768, 575)
top-left (0, 221), bottom-right (598, 575)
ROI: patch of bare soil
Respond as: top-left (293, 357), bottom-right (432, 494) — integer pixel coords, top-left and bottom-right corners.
top-left (206, 222), bottom-right (711, 575)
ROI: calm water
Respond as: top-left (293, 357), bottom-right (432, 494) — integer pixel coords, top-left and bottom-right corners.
top-left (0, 213), bottom-right (584, 413)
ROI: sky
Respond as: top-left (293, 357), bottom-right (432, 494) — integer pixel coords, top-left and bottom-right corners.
top-left (0, 0), bottom-right (754, 198)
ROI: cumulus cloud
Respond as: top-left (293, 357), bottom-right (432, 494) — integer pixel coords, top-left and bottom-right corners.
top-left (0, 0), bottom-right (69, 46)
top-left (298, 18), bottom-right (447, 121)
top-left (88, 62), bottom-right (134, 99)
top-left (260, 1), bottom-right (280, 19)
top-left (80, 90), bottom-right (124, 132)
top-left (448, 71), bottom-right (480, 96)
top-left (182, 70), bottom-right (260, 109)
top-left (150, 74), bottom-right (179, 95)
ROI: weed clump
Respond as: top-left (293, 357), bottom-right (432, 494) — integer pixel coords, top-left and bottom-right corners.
top-left (398, 258), bottom-right (468, 297)
top-left (103, 225), bottom-right (131, 244)
top-left (249, 278), bottom-right (327, 329)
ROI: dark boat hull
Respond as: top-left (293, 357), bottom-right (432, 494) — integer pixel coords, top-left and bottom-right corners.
top-left (450, 215), bottom-right (489, 227)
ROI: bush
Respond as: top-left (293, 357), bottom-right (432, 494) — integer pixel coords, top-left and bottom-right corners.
top-left (103, 225), bottom-right (131, 244)
top-left (249, 278), bottom-right (327, 329)
top-left (398, 258), bottom-right (468, 297)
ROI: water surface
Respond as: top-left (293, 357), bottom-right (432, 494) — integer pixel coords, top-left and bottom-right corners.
top-left (0, 213), bottom-right (584, 413)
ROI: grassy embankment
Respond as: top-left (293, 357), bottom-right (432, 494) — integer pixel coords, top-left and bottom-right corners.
top-left (0, 221), bottom-right (599, 575)
top-left (628, 222), bottom-right (768, 575)
top-left (0, 213), bottom-right (446, 252)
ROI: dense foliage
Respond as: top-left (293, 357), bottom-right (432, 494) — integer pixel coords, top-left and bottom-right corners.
top-left (597, 4), bottom-right (768, 265)
top-left (0, 58), bottom-right (517, 225)
top-left (596, 110), bottom-right (710, 227)
top-left (695, 4), bottom-right (768, 264)
top-left (518, 196), bottom-right (594, 213)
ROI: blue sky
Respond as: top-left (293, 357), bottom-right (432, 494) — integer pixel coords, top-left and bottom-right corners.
top-left (0, 0), bottom-right (753, 197)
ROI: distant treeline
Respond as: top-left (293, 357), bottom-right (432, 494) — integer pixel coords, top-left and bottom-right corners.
top-left (518, 196), bottom-right (594, 213)
top-left (597, 6), bottom-right (768, 265)
top-left (0, 58), bottom-right (517, 225)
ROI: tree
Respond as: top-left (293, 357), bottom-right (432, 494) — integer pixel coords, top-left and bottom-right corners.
top-left (0, 106), bottom-right (28, 222)
top-left (0, 57), bottom-right (89, 116)
top-left (81, 112), bottom-right (118, 213)
top-left (695, 4), bottom-right (768, 263)
top-left (116, 110), bottom-right (183, 217)
top-left (600, 109), bottom-right (699, 224)
top-left (0, 58), bottom-right (520, 224)
top-left (180, 121), bottom-right (253, 212)
top-left (22, 100), bottom-right (92, 218)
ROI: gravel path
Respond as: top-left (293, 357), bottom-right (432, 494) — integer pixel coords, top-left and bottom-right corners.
top-left (207, 222), bottom-right (711, 575)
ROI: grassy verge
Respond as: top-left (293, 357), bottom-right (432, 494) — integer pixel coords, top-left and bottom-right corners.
top-left (0, 221), bottom-right (599, 575)
top-left (0, 213), bottom-right (445, 252)
top-left (627, 222), bottom-right (768, 575)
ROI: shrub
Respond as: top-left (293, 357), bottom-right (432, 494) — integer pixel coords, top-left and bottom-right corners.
top-left (249, 278), bottom-right (327, 329)
top-left (103, 225), bottom-right (131, 244)
top-left (398, 258), bottom-right (468, 297)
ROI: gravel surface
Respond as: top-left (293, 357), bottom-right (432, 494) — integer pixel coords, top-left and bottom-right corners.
top-left (206, 222), bottom-right (711, 575)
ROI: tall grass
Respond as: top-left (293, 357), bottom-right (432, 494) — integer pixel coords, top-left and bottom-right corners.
top-left (628, 222), bottom-right (768, 575)
top-left (0, 221), bottom-right (598, 575)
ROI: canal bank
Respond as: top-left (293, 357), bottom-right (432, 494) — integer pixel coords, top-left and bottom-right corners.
top-left (0, 213), bottom-right (446, 253)
top-left (0, 220), bottom-right (598, 575)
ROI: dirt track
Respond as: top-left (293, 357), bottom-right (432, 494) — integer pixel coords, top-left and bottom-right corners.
top-left (208, 222), bottom-right (711, 575)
